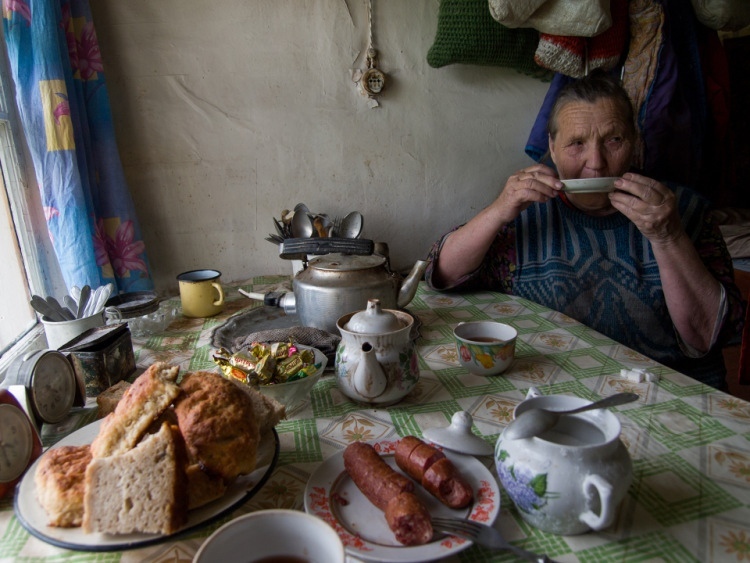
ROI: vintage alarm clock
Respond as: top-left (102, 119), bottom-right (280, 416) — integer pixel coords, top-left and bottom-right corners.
top-left (3, 349), bottom-right (80, 427)
top-left (0, 389), bottom-right (43, 498)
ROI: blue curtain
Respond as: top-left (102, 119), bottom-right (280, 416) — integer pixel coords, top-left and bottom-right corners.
top-left (2, 0), bottom-right (153, 294)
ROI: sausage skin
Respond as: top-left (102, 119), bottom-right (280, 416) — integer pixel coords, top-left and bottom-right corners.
top-left (343, 441), bottom-right (413, 511)
top-left (422, 458), bottom-right (473, 509)
top-left (396, 441), bottom-right (445, 482)
top-left (385, 492), bottom-right (434, 546)
top-left (395, 436), bottom-right (473, 509)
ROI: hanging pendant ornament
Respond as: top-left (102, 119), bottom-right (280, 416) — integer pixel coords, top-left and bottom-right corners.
top-left (354, 0), bottom-right (386, 107)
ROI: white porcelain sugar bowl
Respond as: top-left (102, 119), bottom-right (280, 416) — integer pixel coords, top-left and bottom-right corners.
top-left (495, 394), bottom-right (633, 535)
top-left (335, 299), bottom-right (418, 406)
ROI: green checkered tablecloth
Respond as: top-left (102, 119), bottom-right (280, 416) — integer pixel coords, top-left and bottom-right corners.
top-left (3, 276), bottom-right (750, 562)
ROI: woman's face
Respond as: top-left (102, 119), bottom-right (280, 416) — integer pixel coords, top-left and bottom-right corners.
top-left (548, 97), bottom-right (634, 181)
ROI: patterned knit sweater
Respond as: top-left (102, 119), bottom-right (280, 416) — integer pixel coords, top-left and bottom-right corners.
top-left (426, 185), bottom-right (745, 388)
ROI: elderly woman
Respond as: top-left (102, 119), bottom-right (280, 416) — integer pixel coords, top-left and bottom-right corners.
top-left (427, 71), bottom-right (744, 389)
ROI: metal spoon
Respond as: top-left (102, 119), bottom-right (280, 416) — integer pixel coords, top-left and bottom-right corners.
top-left (30, 295), bottom-right (65, 321)
top-left (339, 211), bottom-right (363, 238)
top-left (503, 392), bottom-right (640, 440)
top-left (63, 295), bottom-right (79, 318)
top-left (291, 210), bottom-right (314, 238)
top-left (46, 296), bottom-right (75, 321)
top-left (77, 285), bottom-right (91, 318)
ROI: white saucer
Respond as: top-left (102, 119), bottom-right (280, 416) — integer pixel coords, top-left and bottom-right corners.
top-left (561, 177), bottom-right (618, 193)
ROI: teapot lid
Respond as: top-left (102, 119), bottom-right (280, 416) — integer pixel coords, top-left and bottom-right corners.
top-left (309, 253), bottom-right (386, 272)
top-left (346, 299), bottom-right (402, 334)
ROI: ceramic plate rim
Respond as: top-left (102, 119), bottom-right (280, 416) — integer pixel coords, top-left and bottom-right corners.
top-left (304, 442), bottom-right (500, 563)
top-left (14, 420), bottom-right (280, 552)
top-left (561, 177), bottom-right (618, 193)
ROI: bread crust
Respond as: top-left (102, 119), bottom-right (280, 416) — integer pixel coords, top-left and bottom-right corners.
top-left (230, 379), bottom-right (286, 435)
top-left (186, 463), bottom-right (228, 509)
top-left (34, 445), bottom-right (92, 527)
top-left (96, 380), bottom-right (132, 418)
top-left (175, 371), bottom-right (260, 480)
top-left (90, 362), bottom-right (181, 458)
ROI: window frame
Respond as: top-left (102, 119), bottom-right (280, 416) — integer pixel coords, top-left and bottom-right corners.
top-left (0, 34), bottom-right (65, 369)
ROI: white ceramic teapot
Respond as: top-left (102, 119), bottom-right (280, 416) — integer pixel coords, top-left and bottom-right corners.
top-left (335, 299), bottom-right (418, 405)
top-left (495, 394), bottom-right (633, 535)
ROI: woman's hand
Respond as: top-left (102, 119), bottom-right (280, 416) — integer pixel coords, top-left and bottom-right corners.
top-left (609, 173), bottom-right (684, 246)
top-left (431, 164), bottom-right (561, 288)
top-left (610, 172), bottom-right (722, 352)
top-left (491, 164), bottom-right (563, 224)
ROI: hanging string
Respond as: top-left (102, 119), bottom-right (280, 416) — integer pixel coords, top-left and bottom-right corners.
top-left (365, 0), bottom-right (375, 54)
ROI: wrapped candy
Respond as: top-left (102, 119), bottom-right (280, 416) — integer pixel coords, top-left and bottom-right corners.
top-left (213, 341), bottom-right (321, 386)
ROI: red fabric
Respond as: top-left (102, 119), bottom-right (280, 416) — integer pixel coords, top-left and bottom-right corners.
top-left (588, 0), bottom-right (629, 70)
top-left (534, 0), bottom-right (629, 78)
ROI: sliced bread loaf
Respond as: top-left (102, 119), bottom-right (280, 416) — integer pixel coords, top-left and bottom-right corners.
top-left (90, 362), bottom-right (181, 458)
top-left (82, 422), bottom-right (188, 535)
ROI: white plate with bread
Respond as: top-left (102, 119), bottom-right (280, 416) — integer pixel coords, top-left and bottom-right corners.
top-left (15, 421), bottom-right (279, 551)
top-left (14, 362), bottom-right (284, 551)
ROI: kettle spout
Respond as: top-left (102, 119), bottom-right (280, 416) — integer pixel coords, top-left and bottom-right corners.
top-left (353, 343), bottom-right (388, 399)
top-left (397, 260), bottom-right (429, 308)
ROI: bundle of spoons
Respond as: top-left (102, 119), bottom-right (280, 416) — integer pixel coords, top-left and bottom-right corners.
top-left (31, 283), bottom-right (115, 321)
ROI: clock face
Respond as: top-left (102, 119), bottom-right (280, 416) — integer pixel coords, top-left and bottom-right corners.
top-left (30, 352), bottom-right (76, 423)
top-left (0, 404), bottom-right (34, 483)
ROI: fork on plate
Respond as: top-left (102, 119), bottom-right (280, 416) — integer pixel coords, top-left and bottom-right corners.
top-left (431, 517), bottom-right (555, 562)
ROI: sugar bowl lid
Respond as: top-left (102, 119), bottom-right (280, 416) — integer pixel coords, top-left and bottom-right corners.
top-left (423, 411), bottom-right (494, 456)
top-left (345, 299), bottom-right (402, 334)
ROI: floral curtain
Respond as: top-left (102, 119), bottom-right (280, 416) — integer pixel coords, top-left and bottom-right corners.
top-left (2, 0), bottom-right (153, 293)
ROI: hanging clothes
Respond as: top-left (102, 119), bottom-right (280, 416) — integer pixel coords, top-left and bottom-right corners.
top-left (2, 0), bottom-right (153, 294)
top-left (526, 0), bottom-right (730, 203)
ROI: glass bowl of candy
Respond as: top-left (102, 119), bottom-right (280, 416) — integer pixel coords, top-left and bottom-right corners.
top-left (214, 342), bottom-right (328, 412)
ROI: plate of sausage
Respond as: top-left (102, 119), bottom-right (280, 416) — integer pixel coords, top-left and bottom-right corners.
top-left (305, 437), bottom-right (500, 562)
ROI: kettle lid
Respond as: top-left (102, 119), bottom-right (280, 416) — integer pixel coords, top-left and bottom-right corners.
top-left (345, 299), bottom-right (402, 334)
top-left (309, 253), bottom-right (386, 272)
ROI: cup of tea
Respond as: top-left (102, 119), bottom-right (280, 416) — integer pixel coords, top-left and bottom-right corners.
top-left (194, 509), bottom-right (345, 563)
top-left (453, 320), bottom-right (517, 376)
top-left (176, 269), bottom-right (225, 318)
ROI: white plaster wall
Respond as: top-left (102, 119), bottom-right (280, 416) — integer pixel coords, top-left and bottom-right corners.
top-left (90, 0), bottom-right (550, 294)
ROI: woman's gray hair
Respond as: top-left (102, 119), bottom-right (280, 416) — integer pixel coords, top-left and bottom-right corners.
top-left (547, 70), bottom-right (636, 140)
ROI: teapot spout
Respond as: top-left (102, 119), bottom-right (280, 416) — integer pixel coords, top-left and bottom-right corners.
top-left (397, 260), bottom-right (429, 308)
top-left (353, 343), bottom-right (388, 399)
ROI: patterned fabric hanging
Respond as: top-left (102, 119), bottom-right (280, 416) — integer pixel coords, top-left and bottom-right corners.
top-left (2, 0), bottom-right (153, 294)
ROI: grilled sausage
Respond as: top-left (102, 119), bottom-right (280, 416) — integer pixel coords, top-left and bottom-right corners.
top-left (422, 457), bottom-right (473, 509)
top-left (395, 438), bottom-right (445, 482)
top-left (385, 492), bottom-right (434, 546)
top-left (343, 441), bottom-right (413, 511)
top-left (343, 441), bottom-right (433, 546)
top-left (395, 436), bottom-right (473, 509)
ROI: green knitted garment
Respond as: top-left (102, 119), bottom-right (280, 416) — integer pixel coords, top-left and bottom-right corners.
top-left (427, 0), bottom-right (552, 80)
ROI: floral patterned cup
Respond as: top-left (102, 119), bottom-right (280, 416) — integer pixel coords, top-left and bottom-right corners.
top-left (453, 321), bottom-right (517, 376)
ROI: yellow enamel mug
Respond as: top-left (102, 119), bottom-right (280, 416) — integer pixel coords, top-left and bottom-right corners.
top-left (177, 269), bottom-right (225, 318)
